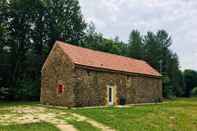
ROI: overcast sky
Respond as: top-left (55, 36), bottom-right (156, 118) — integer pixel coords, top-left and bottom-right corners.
top-left (78, 0), bottom-right (197, 70)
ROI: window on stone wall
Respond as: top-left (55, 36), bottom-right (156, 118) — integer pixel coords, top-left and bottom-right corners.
top-left (87, 70), bottom-right (90, 76)
top-left (57, 84), bottom-right (64, 94)
top-left (127, 75), bottom-right (129, 80)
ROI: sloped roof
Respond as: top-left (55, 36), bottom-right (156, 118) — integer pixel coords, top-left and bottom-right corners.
top-left (57, 41), bottom-right (161, 77)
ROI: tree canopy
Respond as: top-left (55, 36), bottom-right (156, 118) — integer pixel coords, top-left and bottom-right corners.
top-left (128, 30), bottom-right (144, 59)
top-left (0, 0), bottom-right (86, 100)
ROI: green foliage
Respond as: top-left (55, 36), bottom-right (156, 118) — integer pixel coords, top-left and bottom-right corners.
top-left (15, 79), bottom-right (40, 100)
top-left (144, 31), bottom-right (160, 70)
top-left (191, 87), bottom-right (197, 96)
top-left (162, 75), bottom-right (174, 99)
top-left (184, 70), bottom-right (197, 97)
top-left (42, 0), bottom-right (86, 47)
top-left (143, 30), bottom-right (184, 97)
top-left (128, 30), bottom-right (144, 59)
top-left (144, 30), bottom-right (172, 71)
top-left (0, 0), bottom-right (86, 100)
top-left (0, 123), bottom-right (59, 131)
top-left (82, 22), bottom-right (128, 56)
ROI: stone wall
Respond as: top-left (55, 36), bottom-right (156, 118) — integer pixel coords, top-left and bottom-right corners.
top-left (40, 44), bottom-right (75, 106)
top-left (41, 44), bottom-right (162, 107)
top-left (73, 67), bottom-right (162, 107)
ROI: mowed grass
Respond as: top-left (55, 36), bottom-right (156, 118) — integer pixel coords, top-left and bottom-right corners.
top-left (0, 101), bottom-right (39, 108)
top-left (67, 119), bottom-right (101, 131)
top-left (72, 98), bottom-right (197, 131)
top-left (0, 98), bottom-right (196, 131)
top-left (0, 122), bottom-right (59, 131)
top-left (0, 101), bottom-right (60, 131)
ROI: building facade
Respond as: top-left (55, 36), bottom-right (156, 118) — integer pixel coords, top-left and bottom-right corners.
top-left (40, 41), bottom-right (162, 107)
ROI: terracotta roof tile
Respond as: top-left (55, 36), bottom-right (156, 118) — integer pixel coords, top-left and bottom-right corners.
top-left (57, 41), bottom-right (161, 77)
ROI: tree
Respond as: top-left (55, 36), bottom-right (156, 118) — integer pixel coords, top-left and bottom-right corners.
top-left (42, 0), bottom-right (86, 49)
top-left (167, 54), bottom-right (185, 96)
top-left (143, 30), bottom-right (184, 97)
top-left (191, 87), bottom-right (197, 96)
top-left (128, 30), bottom-right (144, 59)
top-left (0, 0), bottom-right (86, 100)
top-left (144, 30), bottom-right (172, 72)
top-left (162, 74), bottom-right (174, 99)
top-left (144, 31), bottom-right (161, 70)
top-left (0, 0), bottom-right (8, 53)
top-left (113, 37), bottom-right (128, 56)
top-left (183, 70), bottom-right (197, 97)
top-left (2, 0), bottom-right (39, 99)
top-left (82, 22), bottom-right (104, 49)
top-left (156, 30), bottom-right (172, 49)
top-left (155, 30), bottom-right (172, 73)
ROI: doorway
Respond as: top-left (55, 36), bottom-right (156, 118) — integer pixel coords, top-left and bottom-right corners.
top-left (107, 85), bottom-right (116, 105)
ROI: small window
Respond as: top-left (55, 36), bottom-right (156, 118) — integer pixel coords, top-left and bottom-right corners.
top-left (57, 84), bottom-right (64, 94)
top-left (127, 75), bottom-right (129, 80)
top-left (87, 71), bottom-right (90, 76)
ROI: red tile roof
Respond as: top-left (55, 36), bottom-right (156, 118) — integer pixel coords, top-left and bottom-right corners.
top-left (57, 41), bottom-right (161, 77)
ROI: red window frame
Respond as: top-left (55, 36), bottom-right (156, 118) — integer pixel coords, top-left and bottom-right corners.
top-left (57, 84), bottom-right (64, 94)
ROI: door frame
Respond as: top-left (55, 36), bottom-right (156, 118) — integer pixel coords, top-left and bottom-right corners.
top-left (107, 85), bottom-right (116, 105)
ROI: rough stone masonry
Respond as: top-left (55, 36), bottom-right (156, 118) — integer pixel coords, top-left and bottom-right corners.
top-left (40, 41), bottom-right (162, 107)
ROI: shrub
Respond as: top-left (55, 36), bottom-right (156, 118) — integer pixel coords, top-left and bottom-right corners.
top-left (14, 79), bottom-right (40, 100)
top-left (191, 87), bottom-right (197, 97)
top-left (162, 75), bottom-right (175, 99)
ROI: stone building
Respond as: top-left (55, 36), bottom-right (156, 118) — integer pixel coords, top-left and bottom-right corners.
top-left (40, 41), bottom-right (162, 107)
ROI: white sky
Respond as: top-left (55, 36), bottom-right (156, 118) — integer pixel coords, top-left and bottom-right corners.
top-left (78, 0), bottom-right (197, 70)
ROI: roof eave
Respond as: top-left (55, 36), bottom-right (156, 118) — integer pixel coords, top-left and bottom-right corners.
top-left (74, 64), bottom-right (162, 79)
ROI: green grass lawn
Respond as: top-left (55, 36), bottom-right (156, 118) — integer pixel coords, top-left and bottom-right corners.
top-left (72, 98), bottom-right (197, 131)
top-left (0, 101), bottom-right (39, 108)
top-left (0, 122), bottom-right (59, 131)
top-left (0, 98), bottom-right (197, 131)
top-left (66, 119), bottom-right (101, 131)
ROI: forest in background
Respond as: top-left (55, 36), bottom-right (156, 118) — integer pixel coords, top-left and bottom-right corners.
top-left (0, 0), bottom-right (197, 101)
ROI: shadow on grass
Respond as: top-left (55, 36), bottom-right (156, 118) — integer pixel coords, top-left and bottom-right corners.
top-left (0, 122), bottom-right (59, 131)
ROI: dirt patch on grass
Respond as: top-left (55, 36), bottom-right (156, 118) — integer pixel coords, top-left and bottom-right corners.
top-left (0, 104), bottom-right (115, 131)
top-left (0, 105), bottom-right (76, 131)
top-left (67, 113), bottom-right (115, 131)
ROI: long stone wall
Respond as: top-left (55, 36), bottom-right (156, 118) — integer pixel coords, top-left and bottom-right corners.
top-left (73, 67), bottom-right (162, 107)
